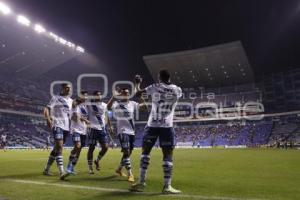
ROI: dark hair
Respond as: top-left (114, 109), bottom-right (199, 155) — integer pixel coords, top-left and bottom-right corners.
top-left (73, 91), bottom-right (87, 106)
top-left (120, 88), bottom-right (130, 96)
top-left (121, 88), bottom-right (130, 92)
top-left (93, 91), bottom-right (101, 95)
top-left (61, 83), bottom-right (70, 88)
top-left (159, 69), bottom-right (171, 83)
top-left (81, 90), bottom-right (88, 95)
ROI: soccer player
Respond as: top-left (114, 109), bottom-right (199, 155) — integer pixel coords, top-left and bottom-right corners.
top-left (130, 70), bottom-right (182, 194)
top-left (86, 91), bottom-right (113, 174)
top-left (66, 91), bottom-right (90, 175)
top-left (107, 88), bottom-right (147, 182)
top-left (1, 133), bottom-right (7, 151)
top-left (43, 83), bottom-right (73, 180)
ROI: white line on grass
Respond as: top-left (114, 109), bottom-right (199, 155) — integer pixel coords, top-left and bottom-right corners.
top-left (8, 179), bottom-right (266, 200)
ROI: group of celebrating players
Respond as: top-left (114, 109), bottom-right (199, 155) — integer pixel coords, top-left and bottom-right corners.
top-left (42, 70), bottom-right (183, 194)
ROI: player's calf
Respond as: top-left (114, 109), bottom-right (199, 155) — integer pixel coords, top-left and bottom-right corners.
top-left (122, 149), bottom-right (134, 182)
top-left (43, 150), bottom-right (56, 175)
top-left (94, 144), bottom-right (109, 171)
top-left (67, 141), bottom-right (81, 175)
top-left (140, 154), bottom-right (150, 183)
top-left (162, 159), bottom-right (173, 187)
top-left (87, 144), bottom-right (96, 174)
top-left (161, 148), bottom-right (181, 194)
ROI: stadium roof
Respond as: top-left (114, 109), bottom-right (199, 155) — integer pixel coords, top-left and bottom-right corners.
top-left (143, 41), bottom-right (254, 89)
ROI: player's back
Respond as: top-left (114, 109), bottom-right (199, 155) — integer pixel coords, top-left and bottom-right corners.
top-left (146, 83), bottom-right (182, 128)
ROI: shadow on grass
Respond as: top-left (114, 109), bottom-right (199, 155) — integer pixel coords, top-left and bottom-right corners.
top-left (0, 172), bottom-right (43, 180)
top-left (69, 175), bottom-right (129, 183)
top-left (90, 190), bottom-right (163, 200)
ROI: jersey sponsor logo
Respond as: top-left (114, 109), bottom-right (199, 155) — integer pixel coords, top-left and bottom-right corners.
top-left (91, 105), bottom-right (104, 127)
top-left (117, 103), bottom-right (135, 131)
top-left (79, 106), bottom-right (88, 119)
top-left (56, 96), bottom-right (71, 111)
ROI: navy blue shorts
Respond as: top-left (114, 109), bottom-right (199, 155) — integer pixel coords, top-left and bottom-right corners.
top-left (52, 127), bottom-right (69, 144)
top-left (143, 127), bottom-right (175, 149)
top-left (118, 134), bottom-right (135, 151)
top-left (88, 128), bottom-right (109, 146)
top-left (72, 132), bottom-right (87, 147)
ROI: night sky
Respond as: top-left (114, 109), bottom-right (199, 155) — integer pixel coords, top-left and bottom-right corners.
top-left (6, 0), bottom-right (300, 81)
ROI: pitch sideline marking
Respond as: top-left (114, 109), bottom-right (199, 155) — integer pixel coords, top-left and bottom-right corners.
top-left (8, 179), bottom-right (266, 200)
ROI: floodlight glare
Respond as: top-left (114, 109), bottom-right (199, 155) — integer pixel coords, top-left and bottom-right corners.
top-left (0, 2), bottom-right (11, 15)
top-left (34, 24), bottom-right (46, 33)
top-left (76, 46), bottom-right (85, 53)
top-left (49, 32), bottom-right (59, 41)
top-left (1, 3), bottom-right (87, 52)
top-left (66, 41), bottom-right (75, 48)
top-left (17, 15), bottom-right (31, 26)
top-left (59, 37), bottom-right (67, 45)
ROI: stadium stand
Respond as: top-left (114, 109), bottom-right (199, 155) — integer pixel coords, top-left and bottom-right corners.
top-left (2, 108), bottom-right (299, 149)
top-left (1, 67), bottom-right (300, 149)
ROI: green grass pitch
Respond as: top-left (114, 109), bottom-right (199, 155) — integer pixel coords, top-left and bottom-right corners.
top-left (0, 148), bottom-right (299, 200)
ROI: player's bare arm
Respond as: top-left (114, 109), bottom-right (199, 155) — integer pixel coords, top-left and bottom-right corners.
top-left (134, 74), bottom-right (147, 96)
top-left (107, 87), bottom-right (121, 110)
top-left (138, 95), bottom-right (148, 111)
top-left (43, 107), bottom-right (52, 128)
top-left (106, 112), bottom-right (114, 136)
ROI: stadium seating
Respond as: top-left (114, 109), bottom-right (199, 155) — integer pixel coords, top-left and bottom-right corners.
top-left (0, 71), bottom-right (300, 149)
top-left (1, 111), bottom-right (299, 148)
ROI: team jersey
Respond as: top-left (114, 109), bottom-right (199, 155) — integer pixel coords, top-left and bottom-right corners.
top-left (1, 135), bottom-right (7, 142)
top-left (112, 100), bottom-right (139, 135)
top-left (70, 103), bottom-right (88, 135)
top-left (87, 102), bottom-right (107, 130)
top-left (47, 95), bottom-right (73, 131)
top-left (145, 83), bottom-right (182, 128)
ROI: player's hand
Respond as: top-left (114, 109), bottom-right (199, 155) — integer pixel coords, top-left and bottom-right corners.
top-left (113, 86), bottom-right (122, 97)
top-left (46, 119), bottom-right (53, 128)
top-left (134, 74), bottom-right (142, 84)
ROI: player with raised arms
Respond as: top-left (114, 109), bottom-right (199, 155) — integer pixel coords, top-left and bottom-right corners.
top-left (107, 87), bottom-right (147, 182)
top-left (66, 91), bottom-right (90, 175)
top-left (43, 83), bottom-right (73, 180)
top-left (86, 91), bottom-right (113, 174)
top-left (130, 70), bottom-right (182, 194)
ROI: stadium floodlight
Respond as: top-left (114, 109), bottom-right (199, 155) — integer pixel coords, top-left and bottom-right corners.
top-left (76, 46), bottom-right (85, 53)
top-left (59, 37), bottom-right (67, 45)
top-left (49, 32), bottom-right (59, 42)
top-left (17, 15), bottom-right (31, 26)
top-left (66, 41), bottom-right (75, 48)
top-left (0, 2), bottom-right (11, 15)
top-left (34, 24), bottom-right (46, 33)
